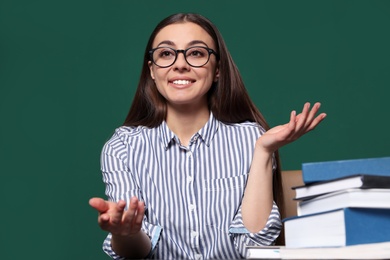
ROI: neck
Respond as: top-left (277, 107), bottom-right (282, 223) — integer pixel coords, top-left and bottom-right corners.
top-left (166, 103), bottom-right (210, 147)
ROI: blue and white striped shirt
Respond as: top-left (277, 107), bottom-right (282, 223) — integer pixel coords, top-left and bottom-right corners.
top-left (100, 113), bottom-right (282, 259)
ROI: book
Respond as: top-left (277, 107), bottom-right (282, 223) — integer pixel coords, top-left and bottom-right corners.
top-left (297, 188), bottom-right (390, 216)
top-left (301, 157), bottom-right (390, 184)
top-left (246, 245), bottom-right (282, 259)
top-left (293, 174), bottom-right (390, 200)
top-left (246, 242), bottom-right (390, 259)
top-left (283, 207), bottom-right (390, 248)
top-left (279, 241), bottom-right (390, 259)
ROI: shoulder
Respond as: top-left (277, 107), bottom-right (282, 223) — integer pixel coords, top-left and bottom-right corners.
top-left (115, 125), bottom-right (146, 139)
top-left (103, 126), bottom-right (151, 151)
top-left (219, 120), bottom-right (266, 135)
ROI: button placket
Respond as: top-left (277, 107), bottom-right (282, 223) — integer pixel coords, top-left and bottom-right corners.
top-left (186, 146), bottom-right (200, 251)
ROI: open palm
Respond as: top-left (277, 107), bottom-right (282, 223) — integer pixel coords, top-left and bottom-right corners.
top-left (258, 102), bottom-right (326, 153)
top-left (89, 196), bottom-right (145, 237)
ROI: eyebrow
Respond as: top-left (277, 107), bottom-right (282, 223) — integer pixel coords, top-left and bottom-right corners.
top-left (156, 40), bottom-right (209, 48)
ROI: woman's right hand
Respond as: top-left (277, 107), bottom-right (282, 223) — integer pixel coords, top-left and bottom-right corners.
top-left (89, 196), bottom-right (145, 237)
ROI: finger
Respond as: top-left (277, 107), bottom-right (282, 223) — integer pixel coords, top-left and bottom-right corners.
top-left (110, 200), bottom-right (127, 225)
top-left (127, 201), bottom-right (145, 233)
top-left (98, 213), bottom-right (110, 226)
top-left (303, 102), bottom-right (325, 131)
top-left (135, 201), bottom-right (145, 223)
top-left (122, 197), bottom-right (140, 223)
top-left (128, 196), bottom-right (140, 212)
top-left (96, 211), bottom-right (115, 232)
top-left (295, 102), bottom-right (311, 130)
top-left (89, 198), bottom-right (112, 230)
top-left (89, 197), bottom-right (109, 213)
top-left (304, 102), bottom-right (321, 129)
top-left (289, 110), bottom-right (296, 125)
top-left (282, 110), bottom-right (297, 140)
top-left (307, 112), bottom-right (327, 131)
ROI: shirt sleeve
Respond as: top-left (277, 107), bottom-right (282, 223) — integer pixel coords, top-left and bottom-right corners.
top-left (226, 125), bottom-right (282, 257)
top-left (100, 134), bottom-right (163, 259)
top-left (228, 202), bottom-right (282, 258)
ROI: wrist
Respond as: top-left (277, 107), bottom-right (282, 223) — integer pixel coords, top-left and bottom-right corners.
top-left (253, 144), bottom-right (274, 162)
top-left (111, 230), bottom-right (151, 258)
top-left (112, 230), bottom-right (142, 241)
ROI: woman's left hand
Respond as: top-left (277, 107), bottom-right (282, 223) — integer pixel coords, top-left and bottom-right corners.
top-left (257, 102), bottom-right (327, 153)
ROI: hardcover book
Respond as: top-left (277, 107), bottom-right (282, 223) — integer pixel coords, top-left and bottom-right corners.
top-left (293, 174), bottom-right (390, 200)
top-left (301, 157), bottom-right (390, 184)
top-left (297, 188), bottom-right (390, 216)
top-left (247, 242), bottom-right (390, 259)
top-left (246, 245), bottom-right (282, 259)
top-left (283, 207), bottom-right (390, 248)
top-left (280, 241), bottom-right (390, 259)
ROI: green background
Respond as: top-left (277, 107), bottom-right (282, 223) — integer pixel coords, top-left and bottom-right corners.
top-left (1, 0), bottom-right (389, 259)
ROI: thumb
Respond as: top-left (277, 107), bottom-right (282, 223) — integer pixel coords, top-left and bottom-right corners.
top-left (89, 197), bottom-right (109, 213)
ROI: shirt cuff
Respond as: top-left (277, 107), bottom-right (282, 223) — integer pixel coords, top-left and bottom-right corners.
top-left (229, 201), bottom-right (282, 245)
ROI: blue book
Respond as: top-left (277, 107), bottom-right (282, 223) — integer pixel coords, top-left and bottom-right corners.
top-left (283, 208), bottom-right (390, 248)
top-left (302, 157), bottom-right (390, 184)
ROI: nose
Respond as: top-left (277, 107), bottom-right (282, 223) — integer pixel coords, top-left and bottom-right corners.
top-left (172, 50), bottom-right (190, 70)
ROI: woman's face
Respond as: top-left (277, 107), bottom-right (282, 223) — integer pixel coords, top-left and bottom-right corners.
top-left (148, 22), bottom-right (219, 109)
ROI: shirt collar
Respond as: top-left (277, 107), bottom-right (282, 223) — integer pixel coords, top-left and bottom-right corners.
top-left (159, 121), bottom-right (176, 149)
top-left (158, 112), bottom-right (219, 149)
top-left (198, 112), bottom-right (218, 147)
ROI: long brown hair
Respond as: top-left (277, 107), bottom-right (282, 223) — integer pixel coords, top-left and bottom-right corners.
top-left (123, 13), bottom-right (285, 245)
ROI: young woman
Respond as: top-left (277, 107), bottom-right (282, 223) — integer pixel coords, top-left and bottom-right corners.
top-left (89, 13), bottom-right (326, 259)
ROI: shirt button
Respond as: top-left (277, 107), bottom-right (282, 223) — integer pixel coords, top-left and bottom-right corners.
top-left (187, 151), bottom-right (192, 158)
top-left (195, 254), bottom-right (202, 260)
top-left (187, 176), bottom-right (193, 183)
top-left (191, 231), bottom-right (198, 238)
top-left (189, 204), bottom-right (195, 210)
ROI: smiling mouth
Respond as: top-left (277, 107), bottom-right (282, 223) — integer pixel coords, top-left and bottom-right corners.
top-left (172, 80), bottom-right (194, 85)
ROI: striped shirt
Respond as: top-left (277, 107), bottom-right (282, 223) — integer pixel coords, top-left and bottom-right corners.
top-left (100, 113), bottom-right (282, 259)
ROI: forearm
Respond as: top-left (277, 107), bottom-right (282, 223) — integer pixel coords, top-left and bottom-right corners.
top-left (111, 230), bottom-right (151, 259)
top-left (241, 147), bottom-right (274, 233)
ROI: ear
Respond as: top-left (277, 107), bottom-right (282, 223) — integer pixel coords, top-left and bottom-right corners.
top-left (214, 65), bottom-right (220, 82)
top-left (148, 61), bottom-right (155, 80)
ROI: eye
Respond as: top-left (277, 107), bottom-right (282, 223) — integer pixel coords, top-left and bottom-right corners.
top-left (187, 47), bottom-right (207, 58)
top-left (157, 48), bottom-right (175, 59)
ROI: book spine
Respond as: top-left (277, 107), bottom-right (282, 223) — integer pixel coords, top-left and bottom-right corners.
top-left (302, 157), bottom-right (390, 184)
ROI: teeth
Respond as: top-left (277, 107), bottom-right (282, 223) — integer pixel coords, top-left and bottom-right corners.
top-left (173, 80), bottom-right (191, 85)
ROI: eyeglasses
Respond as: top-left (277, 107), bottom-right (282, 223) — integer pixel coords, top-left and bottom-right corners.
top-left (149, 46), bottom-right (219, 68)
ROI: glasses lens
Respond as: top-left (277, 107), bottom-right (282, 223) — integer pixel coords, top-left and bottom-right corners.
top-left (152, 47), bottom-right (176, 67)
top-left (185, 47), bottom-right (209, 67)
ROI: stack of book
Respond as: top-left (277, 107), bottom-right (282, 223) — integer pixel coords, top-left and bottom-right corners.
top-left (283, 156), bottom-right (390, 258)
top-left (247, 156), bottom-right (390, 259)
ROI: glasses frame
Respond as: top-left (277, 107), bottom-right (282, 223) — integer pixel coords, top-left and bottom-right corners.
top-left (149, 46), bottom-right (220, 68)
